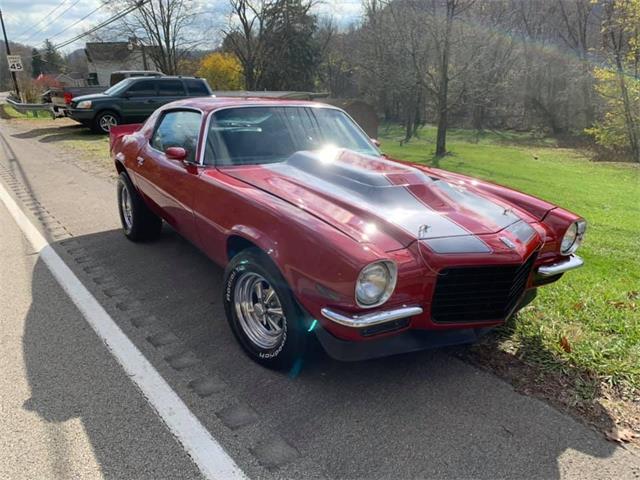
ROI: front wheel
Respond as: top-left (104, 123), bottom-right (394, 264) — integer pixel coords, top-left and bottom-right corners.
top-left (92, 110), bottom-right (120, 134)
top-left (223, 248), bottom-right (307, 370)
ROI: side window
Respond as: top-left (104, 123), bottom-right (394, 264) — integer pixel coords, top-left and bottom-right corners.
top-left (158, 80), bottom-right (186, 96)
top-left (150, 110), bottom-right (202, 163)
top-left (185, 79), bottom-right (209, 96)
top-left (125, 80), bottom-right (157, 96)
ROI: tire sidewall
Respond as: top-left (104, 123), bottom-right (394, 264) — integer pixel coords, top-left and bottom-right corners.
top-left (117, 174), bottom-right (134, 237)
top-left (223, 249), bottom-right (305, 369)
top-left (95, 110), bottom-right (119, 134)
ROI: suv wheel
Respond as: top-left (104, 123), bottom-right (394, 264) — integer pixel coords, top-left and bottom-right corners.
top-left (93, 110), bottom-right (120, 134)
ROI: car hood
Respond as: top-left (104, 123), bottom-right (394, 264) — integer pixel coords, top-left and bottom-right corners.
top-left (222, 149), bottom-right (541, 253)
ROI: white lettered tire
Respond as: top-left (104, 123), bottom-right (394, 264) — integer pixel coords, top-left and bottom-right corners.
top-left (223, 248), bottom-right (307, 369)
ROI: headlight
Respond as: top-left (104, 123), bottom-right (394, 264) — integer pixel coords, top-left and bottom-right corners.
top-left (76, 100), bottom-right (92, 109)
top-left (560, 220), bottom-right (586, 255)
top-left (355, 260), bottom-right (397, 308)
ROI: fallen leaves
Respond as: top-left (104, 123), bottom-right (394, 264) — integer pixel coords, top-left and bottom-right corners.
top-left (608, 300), bottom-right (638, 311)
top-left (604, 427), bottom-right (639, 444)
top-left (560, 336), bottom-right (572, 353)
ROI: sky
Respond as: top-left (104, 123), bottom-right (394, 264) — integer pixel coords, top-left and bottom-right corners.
top-left (0, 0), bottom-right (363, 53)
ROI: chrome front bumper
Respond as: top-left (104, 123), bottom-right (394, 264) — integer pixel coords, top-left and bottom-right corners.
top-left (537, 254), bottom-right (584, 277)
top-left (321, 306), bottom-right (423, 328)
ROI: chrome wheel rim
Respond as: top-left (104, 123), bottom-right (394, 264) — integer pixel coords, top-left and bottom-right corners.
top-left (99, 114), bottom-right (117, 132)
top-left (233, 272), bottom-right (286, 350)
top-left (120, 185), bottom-right (133, 231)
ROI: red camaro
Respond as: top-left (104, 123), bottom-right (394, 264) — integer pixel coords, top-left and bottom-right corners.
top-left (110, 97), bottom-right (586, 369)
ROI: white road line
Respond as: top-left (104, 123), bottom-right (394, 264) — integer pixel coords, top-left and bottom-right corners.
top-left (0, 182), bottom-right (247, 480)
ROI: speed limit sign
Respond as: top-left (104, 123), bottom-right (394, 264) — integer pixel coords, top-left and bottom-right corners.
top-left (7, 55), bottom-right (23, 72)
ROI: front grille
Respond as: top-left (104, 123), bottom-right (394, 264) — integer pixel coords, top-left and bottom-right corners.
top-left (431, 254), bottom-right (537, 323)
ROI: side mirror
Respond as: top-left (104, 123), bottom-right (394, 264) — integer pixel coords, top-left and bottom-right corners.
top-left (371, 138), bottom-right (381, 148)
top-left (165, 146), bottom-right (187, 161)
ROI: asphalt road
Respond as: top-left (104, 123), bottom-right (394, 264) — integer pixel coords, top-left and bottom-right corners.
top-left (1, 117), bottom-right (639, 479)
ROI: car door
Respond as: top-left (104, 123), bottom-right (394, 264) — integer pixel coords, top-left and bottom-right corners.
top-left (135, 109), bottom-right (203, 242)
top-left (120, 79), bottom-right (160, 122)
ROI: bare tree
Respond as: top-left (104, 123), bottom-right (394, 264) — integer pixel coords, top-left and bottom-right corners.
top-left (107, 0), bottom-right (200, 75)
top-left (557, 0), bottom-right (598, 126)
top-left (223, 0), bottom-right (269, 89)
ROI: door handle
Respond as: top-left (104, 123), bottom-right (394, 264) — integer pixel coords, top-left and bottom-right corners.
top-left (137, 156), bottom-right (145, 166)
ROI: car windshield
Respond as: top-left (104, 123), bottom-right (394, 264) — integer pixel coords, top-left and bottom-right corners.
top-left (104, 78), bottom-right (134, 96)
top-left (205, 106), bottom-right (380, 166)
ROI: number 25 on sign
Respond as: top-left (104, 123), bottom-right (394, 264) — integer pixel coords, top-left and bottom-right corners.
top-left (7, 55), bottom-right (23, 72)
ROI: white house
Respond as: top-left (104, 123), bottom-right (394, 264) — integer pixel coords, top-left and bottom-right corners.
top-left (85, 41), bottom-right (160, 86)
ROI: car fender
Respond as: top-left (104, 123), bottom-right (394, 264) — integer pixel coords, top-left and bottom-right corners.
top-left (227, 225), bottom-right (281, 264)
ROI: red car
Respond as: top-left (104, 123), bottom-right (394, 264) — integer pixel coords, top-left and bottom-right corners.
top-left (110, 97), bottom-right (586, 369)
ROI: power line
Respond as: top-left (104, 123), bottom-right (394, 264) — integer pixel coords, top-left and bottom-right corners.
top-left (15, 0), bottom-right (148, 58)
top-left (16, 0), bottom-right (70, 39)
top-left (53, 1), bottom-right (149, 50)
top-left (45, 1), bottom-right (108, 42)
top-left (23, 0), bottom-right (84, 43)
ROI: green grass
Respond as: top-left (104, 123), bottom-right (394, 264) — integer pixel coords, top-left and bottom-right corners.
top-left (0, 104), bottom-right (52, 120)
top-left (380, 124), bottom-right (640, 393)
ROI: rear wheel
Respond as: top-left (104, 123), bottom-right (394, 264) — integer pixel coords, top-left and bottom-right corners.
top-left (223, 248), bottom-right (307, 370)
top-left (92, 110), bottom-right (120, 134)
top-left (117, 172), bottom-right (162, 241)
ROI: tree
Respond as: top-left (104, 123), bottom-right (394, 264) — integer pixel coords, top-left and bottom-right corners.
top-left (260, 0), bottom-right (321, 90)
top-left (386, 0), bottom-right (478, 154)
top-left (31, 48), bottom-right (43, 78)
top-left (223, 0), bottom-right (269, 89)
top-left (42, 39), bottom-right (64, 73)
top-left (223, 0), bottom-right (320, 91)
top-left (108, 0), bottom-right (200, 75)
top-left (587, 0), bottom-right (640, 162)
top-left (586, 67), bottom-right (640, 157)
top-left (197, 52), bottom-right (244, 90)
top-left (557, 0), bottom-right (598, 126)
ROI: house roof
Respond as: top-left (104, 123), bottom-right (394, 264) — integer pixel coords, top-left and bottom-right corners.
top-left (85, 42), bottom-right (137, 63)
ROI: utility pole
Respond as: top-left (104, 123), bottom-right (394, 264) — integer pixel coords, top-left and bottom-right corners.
top-left (0, 9), bottom-right (20, 99)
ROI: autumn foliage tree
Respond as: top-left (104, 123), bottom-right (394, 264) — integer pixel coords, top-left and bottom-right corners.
top-left (586, 0), bottom-right (640, 162)
top-left (197, 52), bottom-right (244, 90)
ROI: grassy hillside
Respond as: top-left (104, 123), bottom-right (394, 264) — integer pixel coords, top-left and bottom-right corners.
top-left (380, 124), bottom-right (640, 393)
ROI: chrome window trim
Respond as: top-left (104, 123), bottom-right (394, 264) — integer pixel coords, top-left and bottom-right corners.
top-left (198, 103), bottom-right (381, 167)
top-left (148, 106), bottom-right (205, 164)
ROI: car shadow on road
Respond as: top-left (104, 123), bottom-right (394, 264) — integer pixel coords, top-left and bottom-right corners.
top-left (21, 255), bottom-right (202, 478)
top-left (22, 227), bottom-right (626, 479)
top-left (11, 125), bottom-right (105, 144)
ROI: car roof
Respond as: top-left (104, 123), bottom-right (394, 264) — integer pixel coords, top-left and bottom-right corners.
top-left (128, 76), bottom-right (201, 82)
top-left (164, 96), bottom-right (332, 112)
